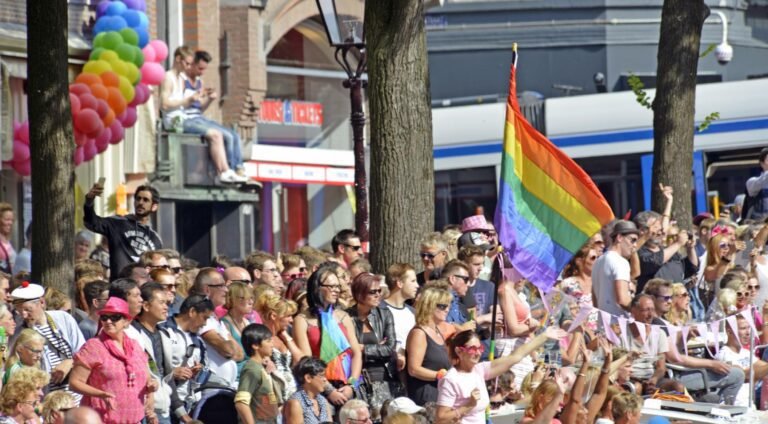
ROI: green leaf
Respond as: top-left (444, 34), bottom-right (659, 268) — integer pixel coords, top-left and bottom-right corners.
top-left (627, 73), bottom-right (653, 110)
top-left (700, 43), bottom-right (717, 58)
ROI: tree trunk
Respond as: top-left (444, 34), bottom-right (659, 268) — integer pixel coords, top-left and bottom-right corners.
top-left (27, 0), bottom-right (75, 296)
top-left (366, 0), bottom-right (434, 273)
top-left (651, 0), bottom-right (709, 231)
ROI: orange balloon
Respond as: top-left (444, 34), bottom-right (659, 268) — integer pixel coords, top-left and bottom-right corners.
top-left (106, 87), bottom-right (126, 116)
top-left (102, 108), bottom-right (116, 127)
top-left (75, 73), bottom-right (101, 87)
top-left (90, 83), bottom-right (109, 101)
top-left (100, 71), bottom-right (120, 89)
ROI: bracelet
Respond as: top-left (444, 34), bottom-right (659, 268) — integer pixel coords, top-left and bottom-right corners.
top-left (436, 369), bottom-right (448, 380)
top-left (578, 373), bottom-right (587, 377)
top-left (662, 214), bottom-right (670, 218)
top-left (601, 368), bottom-right (610, 374)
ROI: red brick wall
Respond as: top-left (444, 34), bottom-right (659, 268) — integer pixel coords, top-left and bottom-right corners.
top-left (182, 0), bottom-right (221, 120)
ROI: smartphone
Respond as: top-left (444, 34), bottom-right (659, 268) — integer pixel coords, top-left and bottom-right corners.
top-left (96, 177), bottom-right (106, 188)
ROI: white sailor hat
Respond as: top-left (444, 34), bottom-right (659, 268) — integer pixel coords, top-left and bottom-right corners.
top-left (11, 281), bottom-right (44, 302)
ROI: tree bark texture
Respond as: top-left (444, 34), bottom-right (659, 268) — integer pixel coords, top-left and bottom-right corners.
top-left (27, 0), bottom-right (76, 296)
top-left (651, 0), bottom-right (709, 231)
top-left (366, 0), bottom-right (435, 273)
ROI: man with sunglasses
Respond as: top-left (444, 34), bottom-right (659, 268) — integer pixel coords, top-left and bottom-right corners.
top-left (417, 233), bottom-right (449, 287)
top-left (78, 280), bottom-right (109, 340)
top-left (440, 260), bottom-right (477, 332)
top-left (593, 220), bottom-right (640, 316)
top-left (634, 210), bottom-right (697, 293)
top-left (331, 229), bottom-right (363, 269)
top-left (643, 278), bottom-right (674, 327)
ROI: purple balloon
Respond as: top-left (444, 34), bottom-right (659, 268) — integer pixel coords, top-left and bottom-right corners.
top-left (96, 1), bottom-right (110, 18)
top-left (122, 0), bottom-right (140, 10)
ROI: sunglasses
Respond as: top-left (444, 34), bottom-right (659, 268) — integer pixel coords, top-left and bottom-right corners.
top-left (420, 252), bottom-right (439, 260)
top-left (453, 275), bottom-right (470, 283)
top-left (588, 255), bottom-right (598, 260)
top-left (627, 237), bottom-right (639, 244)
top-left (281, 274), bottom-right (304, 281)
top-left (344, 244), bottom-right (362, 252)
top-left (150, 264), bottom-right (170, 270)
top-left (368, 289), bottom-right (382, 296)
top-left (675, 292), bottom-right (689, 298)
top-left (436, 303), bottom-right (449, 311)
top-left (719, 242), bottom-right (730, 249)
top-left (171, 267), bottom-right (183, 274)
top-left (457, 345), bottom-right (485, 355)
top-left (737, 291), bottom-right (748, 298)
top-left (655, 295), bottom-right (673, 302)
top-left (320, 284), bottom-right (342, 291)
top-left (749, 285), bottom-right (761, 291)
top-left (99, 314), bottom-right (124, 323)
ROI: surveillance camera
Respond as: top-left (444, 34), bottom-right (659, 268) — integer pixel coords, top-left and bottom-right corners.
top-left (593, 72), bottom-right (606, 85)
top-left (715, 42), bottom-right (733, 65)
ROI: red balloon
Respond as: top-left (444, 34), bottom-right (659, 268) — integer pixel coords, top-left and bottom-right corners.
top-left (79, 93), bottom-right (98, 111)
top-left (95, 128), bottom-right (111, 153)
top-left (74, 130), bottom-right (88, 147)
top-left (69, 83), bottom-right (91, 97)
top-left (95, 99), bottom-right (110, 119)
top-left (70, 93), bottom-right (81, 118)
top-left (16, 122), bottom-right (29, 145)
top-left (119, 106), bottom-right (138, 127)
top-left (13, 160), bottom-right (30, 176)
top-left (84, 140), bottom-right (98, 162)
top-left (74, 147), bottom-right (84, 166)
top-left (75, 109), bottom-right (104, 137)
top-left (13, 141), bottom-right (29, 162)
top-left (109, 120), bottom-right (124, 144)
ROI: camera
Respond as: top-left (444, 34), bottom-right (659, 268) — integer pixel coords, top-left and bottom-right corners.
top-left (715, 42), bottom-right (733, 65)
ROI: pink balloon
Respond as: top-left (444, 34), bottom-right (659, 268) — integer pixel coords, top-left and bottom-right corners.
top-left (149, 40), bottom-right (168, 62)
top-left (74, 130), bottom-right (88, 147)
top-left (14, 160), bottom-right (30, 177)
top-left (109, 121), bottom-right (124, 144)
top-left (74, 147), bottom-right (84, 166)
top-left (13, 141), bottom-right (29, 162)
top-left (95, 99), bottom-right (110, 119)
top-left (83, 140), bottom-right (97, 162)
top-left (70, 93), bottom-right (81, 118)
top-left (75, 109), bottom-right (104, 137)
top-left (79, 93), bottom-right (98, 111)
top-left (16, 122), bottom-right (29, 145)
top-left (69, 83), bottom-right (91, 97)
top-left (129, 83), bottom-right (149, 107)
top-left (140, 62), bottom-right (164, 86)
top-left (120, 106), bottom-right (138, 127)
top-left (141, 44), bottom-right (156, 63)
top-left (95, 128), bottom-right (111, 153)
top-left (12, 121), bottom-right (20, 134)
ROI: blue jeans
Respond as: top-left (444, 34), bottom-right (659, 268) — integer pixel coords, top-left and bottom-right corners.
top-left (677, 366), bottom-right (745, 403)
top-left (183, 116), bottom-right (244, 170)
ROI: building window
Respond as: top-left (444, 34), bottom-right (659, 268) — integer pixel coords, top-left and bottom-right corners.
top-left (220, 31), bottom-right (231, 99)
top-left (435, 167), bottom-right (498, 230)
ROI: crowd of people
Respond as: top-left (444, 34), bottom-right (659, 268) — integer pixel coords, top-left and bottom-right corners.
top-left (3, 155), bottom-right (768, 423)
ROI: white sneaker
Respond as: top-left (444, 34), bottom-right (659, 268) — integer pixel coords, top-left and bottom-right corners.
top-left (217, 170), bottom-right (240, 184)
top-left (232, 173), bottom-right (248, 183)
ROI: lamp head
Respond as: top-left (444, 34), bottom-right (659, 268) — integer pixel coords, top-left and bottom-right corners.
top-left (715, 42), bottom-right (733, 65)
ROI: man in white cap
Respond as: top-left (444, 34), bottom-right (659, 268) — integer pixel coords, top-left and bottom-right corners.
top-left (387, 397), bottom-right (425, 417)
top-left (12, 282), bottom-right (85, 396)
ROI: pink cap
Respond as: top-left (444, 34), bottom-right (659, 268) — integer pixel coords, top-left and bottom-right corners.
top-left (461, 215), bottom-right (490, 233)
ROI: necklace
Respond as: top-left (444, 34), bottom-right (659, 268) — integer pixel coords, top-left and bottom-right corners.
top-left (431, 324), bottom-right (444, 341)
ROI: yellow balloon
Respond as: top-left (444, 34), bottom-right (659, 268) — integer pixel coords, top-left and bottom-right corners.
top-left (83, 60), bottom-right (112, 75)
top-left (108, 59), bottom-right (128, 78)
top-left (99, 50), bottom-right (119, 62)
top-left (125, 62), bottom-right (140, 85)
top-left (118, 75), bottom-right (135, 103)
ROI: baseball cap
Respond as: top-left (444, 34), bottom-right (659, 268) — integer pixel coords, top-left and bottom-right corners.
top-left (387, 397), bottom-right (425, 415)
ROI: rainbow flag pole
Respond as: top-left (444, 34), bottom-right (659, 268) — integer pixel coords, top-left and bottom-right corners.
top-left (493, 43), bottom-right (614, 294)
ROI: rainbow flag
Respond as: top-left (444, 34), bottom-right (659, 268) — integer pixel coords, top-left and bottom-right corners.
top-left (318, 306), bottom-right (353, 383)
top-left (494, 48), bottom-right (614, 293)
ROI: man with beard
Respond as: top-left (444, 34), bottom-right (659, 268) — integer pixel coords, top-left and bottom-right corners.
top-left (633, 210), bottom-right (696, 293)
top-left (84, 183), bottom-right (163, 281)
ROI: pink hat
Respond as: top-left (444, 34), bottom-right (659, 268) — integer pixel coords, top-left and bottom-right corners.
top-left (98, 297), bottom-right (132, 320)
top-left (461, 215), bottom-right (490, 233)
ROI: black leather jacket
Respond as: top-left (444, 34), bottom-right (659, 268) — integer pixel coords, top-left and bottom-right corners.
top-left (347, 305), bottom-right (398, 379)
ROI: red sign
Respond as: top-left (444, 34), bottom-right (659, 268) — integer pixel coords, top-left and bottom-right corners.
top-left (258, 100), bottom-right (323, 127)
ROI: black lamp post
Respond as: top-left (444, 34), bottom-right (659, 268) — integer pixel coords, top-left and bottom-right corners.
top-left (315, 0), bottom-right (369, 246)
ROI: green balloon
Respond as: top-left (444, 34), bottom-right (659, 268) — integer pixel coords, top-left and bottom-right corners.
top-left (115, 43), bottom-right (136, 63)
top-left (89, 47), bottom-right (105, 61)
top-left (119, 28), bottom-right (139, 46)
top-left (132, 46), bottom-right (144, 68)
top-left (101, 32), bottom-right (124, 51)
top-left (93, 32), bottom-right (107, 49)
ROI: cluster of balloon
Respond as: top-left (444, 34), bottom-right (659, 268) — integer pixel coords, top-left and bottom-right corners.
top-left (7, 0), bottom-right (168, 175)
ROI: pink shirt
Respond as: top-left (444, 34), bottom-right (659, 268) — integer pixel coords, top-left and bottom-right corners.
top-left (214, 305), bottom-right (261, 323)
top-left (437, 362), bottom-right (491, 424)
top-left (74, 336), bottom-right (149, 424)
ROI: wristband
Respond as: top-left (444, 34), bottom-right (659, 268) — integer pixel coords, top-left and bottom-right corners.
top-left (601, 368), bottom-right (610, 374)
top-left (436, 369), bottom-right (448, 380)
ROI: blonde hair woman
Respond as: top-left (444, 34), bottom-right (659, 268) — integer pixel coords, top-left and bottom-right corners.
top-left (257, 292), bottom-right (302, 401)
top-left (0, 379), bottom-right (39, 424)
top-left (41, 390), bottom-right (74, 424)
top-left (221, 282), bottom-right (254, 373)
top-left (665, 282), bottom-right (692, 325)
top-left (405, 286), bottom-right (453, 406)
top-left (522, 379), bottom-right (564, 423)
top-left (3, 329), bottom-right (44, 384)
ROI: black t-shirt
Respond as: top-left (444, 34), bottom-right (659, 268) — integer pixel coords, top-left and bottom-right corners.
top-left (133, 321), bottom-right (165, 376)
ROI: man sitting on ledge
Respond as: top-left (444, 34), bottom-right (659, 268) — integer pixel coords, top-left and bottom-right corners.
top-left (160, 46), bottom-right (246, 185)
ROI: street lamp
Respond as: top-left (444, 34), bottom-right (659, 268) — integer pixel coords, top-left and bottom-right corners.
top-left (315, 0), bottom-right (369, 246)
top-left (711, 10), bottom-right (733, 65)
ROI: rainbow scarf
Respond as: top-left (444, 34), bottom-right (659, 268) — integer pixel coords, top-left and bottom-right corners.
top-left (318, 306), bottom-right (353, 383)
top-left (494, 50), bottom-right (614, 293)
